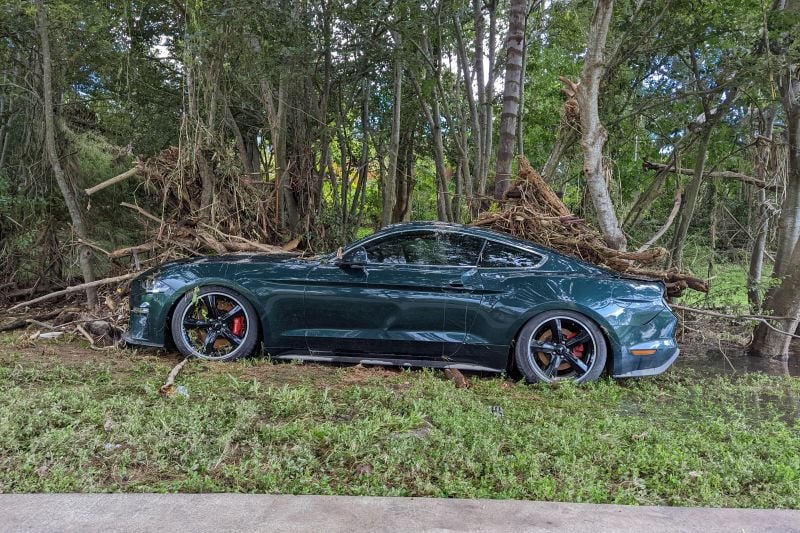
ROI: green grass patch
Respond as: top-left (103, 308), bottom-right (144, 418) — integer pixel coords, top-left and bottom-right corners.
top-left (0, 342), bottom-right (798, 507)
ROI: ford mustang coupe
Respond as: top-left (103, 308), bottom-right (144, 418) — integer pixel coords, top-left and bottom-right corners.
top-left (124, 222), bottom-right (680, 383)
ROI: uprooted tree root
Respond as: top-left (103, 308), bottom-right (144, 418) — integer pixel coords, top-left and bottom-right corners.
top-left (473, 157), bottom-right (708, 297)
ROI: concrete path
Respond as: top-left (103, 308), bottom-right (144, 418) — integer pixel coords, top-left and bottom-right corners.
top-left (1, 494), bottom-right (798, 532)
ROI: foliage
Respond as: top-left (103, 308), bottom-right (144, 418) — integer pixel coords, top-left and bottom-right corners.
top-left (0, 340), bottom-right (798, 507)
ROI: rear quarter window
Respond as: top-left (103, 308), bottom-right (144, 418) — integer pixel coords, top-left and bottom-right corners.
top-left (480, 241), bottom-right (542, 268)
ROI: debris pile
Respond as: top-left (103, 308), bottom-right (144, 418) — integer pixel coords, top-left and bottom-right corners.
top-left (473, 157), bottom-right (708, 296)
top-left (0, 146), bottom-right (296, 345)
top-left (119, 146), bottom-right (292, 266)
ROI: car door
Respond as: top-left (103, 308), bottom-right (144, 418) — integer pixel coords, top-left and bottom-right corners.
top-left (304, 254), bottom-right (372, 355)
top-left (435, 231), bottom-right (485, 358)
top-left (353, 230), bottom-right (453, 359)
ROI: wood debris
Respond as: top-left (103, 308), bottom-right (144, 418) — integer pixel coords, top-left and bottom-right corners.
top-left (474, 157), bottom-right (708, 296)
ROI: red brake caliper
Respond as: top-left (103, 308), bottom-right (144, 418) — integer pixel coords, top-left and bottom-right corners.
top-left (232, 316), bottom-right (245, 336)
top-left (564, 330), bottom-right (585, 358)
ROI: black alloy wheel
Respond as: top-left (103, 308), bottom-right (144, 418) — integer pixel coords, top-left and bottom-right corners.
top-left (515, 310), bottom-right (607, 383)
top-left (171, 286), bottom-right (259, 361)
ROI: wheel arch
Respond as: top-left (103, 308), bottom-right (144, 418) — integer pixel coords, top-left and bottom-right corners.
top-left (163, 279), bottom-right (264, 346)
top-left (504, 302), bottom-right (621, 374)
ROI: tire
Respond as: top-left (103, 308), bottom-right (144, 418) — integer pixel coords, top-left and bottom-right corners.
top-left (170, 285), bottom-right (259, 361)
top-left (515, 310), bottom-right (607, 384)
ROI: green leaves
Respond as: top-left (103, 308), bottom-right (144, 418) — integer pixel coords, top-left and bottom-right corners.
top-left (1, 345), bottom-right (798, 506)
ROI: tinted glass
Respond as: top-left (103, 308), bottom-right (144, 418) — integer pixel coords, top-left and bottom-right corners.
top-left (363, 231), bottom-right (439, 265)
top-left (438, 232), bottom-right (484, 266)
top-left (362, 231), bottom-right (485, 266)
top-left (480, 241), bottom-right (542, 268)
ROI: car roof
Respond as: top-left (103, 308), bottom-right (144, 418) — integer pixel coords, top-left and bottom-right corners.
top-left (376, 221), bottom-right (547, 252)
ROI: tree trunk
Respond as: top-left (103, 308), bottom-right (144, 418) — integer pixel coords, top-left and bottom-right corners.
top-left (493, 0), bottom-right (527, 199)
top-left (577, 0), bottom-right (627, 250)
top-left (431, 97), bottom-right (452, 221)
top-left (773, 102), bottom-right (800, 279)
top-left (393, 133), bottom-right (415, 222)
top-left (749, 242), bottom-right (800, 358)
top-left (669, 125), bottom-right (712, 269)
top-left (35, 0), bottom-right (96, 307)
top-left (454, 14), bottom-right (480, 215)
top-left (473, 0), bottom-right (487, 198)
top-left (541, 127), bottom-right (578, 181)
top-left (382, 47), bottom-right (402, 228)
top-left (752, 58), bottom-right (800, 358)
top-left (748, 107), bottom-right (777, 311)
top-left (479, 1), bottom-right (498, 198)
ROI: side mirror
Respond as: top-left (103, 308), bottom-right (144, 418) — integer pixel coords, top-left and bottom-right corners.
top-left (337, 247), bottom-right (368, 269)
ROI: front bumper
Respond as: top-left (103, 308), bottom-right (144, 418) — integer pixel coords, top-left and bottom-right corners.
top-left (125, 278), bottom-right (172, 348)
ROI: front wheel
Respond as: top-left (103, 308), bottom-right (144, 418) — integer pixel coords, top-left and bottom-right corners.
top-left (170, 286), bottom-right (259, 361)
top-left (515, 310), bottom-right (607, 383)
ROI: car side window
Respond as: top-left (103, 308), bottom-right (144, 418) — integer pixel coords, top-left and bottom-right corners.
top-left (438, 232), bottom-right (484, 266)
top-left (362, 231), bottom-right (484, 266)
top-left (480, 241), bottom-right (542, 268)
top-left (363, 231), bottom-right (440, 265)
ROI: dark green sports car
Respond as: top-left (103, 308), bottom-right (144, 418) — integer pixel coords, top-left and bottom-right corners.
top-left (124, 222), bottom-right (679, 383)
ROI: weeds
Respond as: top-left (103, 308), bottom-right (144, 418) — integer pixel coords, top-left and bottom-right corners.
top-left (0, 342), bottom-right (798, 508)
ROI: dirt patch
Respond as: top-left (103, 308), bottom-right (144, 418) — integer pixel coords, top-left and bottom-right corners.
top-left (0, 336), bottom-right (417, 390)
top-left (0, 333), bottom-right (179, 372)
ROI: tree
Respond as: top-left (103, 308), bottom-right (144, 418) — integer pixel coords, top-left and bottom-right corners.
top-left (494, 0), bottom-right (527, 199)
top-left (35, 0), bottom-right (97, 307)
top-left (751, 15), bottom-right (800, 357)
top-left (576, 0), bottom-right (627, 250)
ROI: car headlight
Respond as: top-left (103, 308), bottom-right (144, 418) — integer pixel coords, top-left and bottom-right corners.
top-left (142, 277), bottom-right (169, 293)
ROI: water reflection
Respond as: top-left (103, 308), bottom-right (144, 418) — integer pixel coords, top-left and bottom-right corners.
top-left (676, 347), bottom-right (800, 378)
top-left (619, 347), bottom-right (800, 424)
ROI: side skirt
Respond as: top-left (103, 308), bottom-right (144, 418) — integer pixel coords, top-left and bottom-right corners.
top-left (271, 353), bottom-right (504, 373)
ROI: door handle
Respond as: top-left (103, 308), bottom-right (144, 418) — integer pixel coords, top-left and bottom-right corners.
top-left (445, 281), bottom-right (468, 290)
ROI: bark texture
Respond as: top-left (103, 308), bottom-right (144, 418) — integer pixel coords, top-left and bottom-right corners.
top-left (748, 108), bottom-right (777, 311)
top-left (36, 0), bottom-right (97, 307)
top-left (493, 0), bottom-right (527, 199)
top-left (576, 0), bottom-right (627, 250)
top-left (382, 41), bottom-right (402, 228)
top-left (751, 57), bottom-right (800, 358)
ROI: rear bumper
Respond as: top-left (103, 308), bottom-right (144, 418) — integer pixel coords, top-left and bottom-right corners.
top-left (612, 347), bottom-right (679, 378)
top-left (610, 306), bottom-right (680, 378)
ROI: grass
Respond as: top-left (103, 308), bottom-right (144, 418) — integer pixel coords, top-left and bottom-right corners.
top-left (0, 335), bottom-right (798, 508)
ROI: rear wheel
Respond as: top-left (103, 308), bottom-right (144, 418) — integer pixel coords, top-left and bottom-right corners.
top-left (170, 286), bottom-right (259, 361)
top-left (515, 310), bottom-right (606, 383)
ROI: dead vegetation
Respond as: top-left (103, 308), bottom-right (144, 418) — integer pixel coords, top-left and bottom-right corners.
top-left (1, 152), bottom-right (709, 346)
top-left (474, 157), bottom-right (708, 296)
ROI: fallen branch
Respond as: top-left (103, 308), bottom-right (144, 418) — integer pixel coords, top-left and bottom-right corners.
top-left (643, 160), bottom-right (778, 190)
top-left (9, 273), bottom-right (138, 311)
top-left (77, 238), bottom-right (111, 257)
top-left (75, 324), bottom-right (95, 345)
top-left (109, 242), bottom-right (158, 259)
top-left (671, 304), bottom-right (800, 340)
top-left (159, 357), bottom-right (190, 396)
top-left (120, 202), bottom-right (163, 225)
top-left (85, 166), bottom-right (140, 196)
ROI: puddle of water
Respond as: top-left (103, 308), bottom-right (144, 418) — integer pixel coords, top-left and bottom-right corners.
top-left (619, 347), bottom-right (800, 425)
top-left (676, 347), bottom-right (800, 378)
